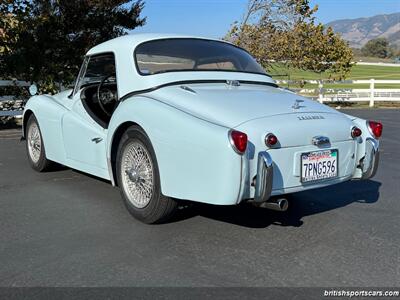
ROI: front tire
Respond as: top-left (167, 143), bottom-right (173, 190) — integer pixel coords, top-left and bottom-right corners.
top-left (25, 114), bottom-right (53, 172)
top-left (116, 125), bottom-right (177, 224)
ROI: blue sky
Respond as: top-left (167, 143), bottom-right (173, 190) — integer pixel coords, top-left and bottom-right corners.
top-left (133, 0), bottom-right (400, 38)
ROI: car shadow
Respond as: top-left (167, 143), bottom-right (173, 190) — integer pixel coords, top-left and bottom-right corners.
top-left (170, 179), bottom-right (381, 228)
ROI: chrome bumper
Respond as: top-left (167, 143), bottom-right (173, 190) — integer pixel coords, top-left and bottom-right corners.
top-left (360, 138), bottom-right (380, 180)
top-left (254, 151), bottom-right (274, 202)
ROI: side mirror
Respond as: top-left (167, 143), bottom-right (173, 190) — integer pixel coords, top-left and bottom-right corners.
top-left (29, 84), bottom-right (38, 96)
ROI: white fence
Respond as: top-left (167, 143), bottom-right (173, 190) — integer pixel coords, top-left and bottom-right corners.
top-left (0, 80), bottom-right (31, 117)
top-left (321, 89), bottom-right (400, 104)
top-left (277, 79), bottom-right (400, 107)
top-left (0, 80), bottom-right (31, 87)
top-left (356, 62), bottom-right (400, 67)
top-left (1, 79), bottom-right (400, 117)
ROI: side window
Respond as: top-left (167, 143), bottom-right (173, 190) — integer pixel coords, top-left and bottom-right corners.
top-left (77, 53), bottom-right (118, 128)
top-left (73, 57), bottom-right (89, 96)
top-left (74, 53), bottom-right (117, 95)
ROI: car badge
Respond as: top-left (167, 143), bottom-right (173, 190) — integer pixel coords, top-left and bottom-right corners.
top-left (292, 99), bottom-right (304, 109)
top-left (297, 115), bottom-right (325, 120)
top-left (226, 80), bottom-right (240, 87)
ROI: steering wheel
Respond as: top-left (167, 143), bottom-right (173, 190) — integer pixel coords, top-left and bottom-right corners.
top-left (97, 75), bottom-right (116, 117)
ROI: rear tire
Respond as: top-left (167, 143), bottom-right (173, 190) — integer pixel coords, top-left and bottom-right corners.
top-left (25, 114), bottom-right (53, 172)
top-left (116, 125), bottom-right (177, 224)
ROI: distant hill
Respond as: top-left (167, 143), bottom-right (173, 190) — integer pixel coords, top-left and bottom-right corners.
top-left (326, 12), bottom-right (400, 48)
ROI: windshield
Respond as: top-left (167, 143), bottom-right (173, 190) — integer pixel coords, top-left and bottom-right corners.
top-left (135, 38), bottom-right (267, 76)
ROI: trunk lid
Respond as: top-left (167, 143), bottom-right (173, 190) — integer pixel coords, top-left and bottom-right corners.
top-left (236, 112), bottom-right (354, 148)
top-left (147, 82), bottom-right (339, 128)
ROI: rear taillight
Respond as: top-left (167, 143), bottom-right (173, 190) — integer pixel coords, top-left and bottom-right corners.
top-left (367, 121), bottom-right (383, 139)
top-left (229, 130), bottom-right (247, 154)
top-left (351, 126), bottom-right (362, 138)
top-left (265, 133), bottom-right (278, 147)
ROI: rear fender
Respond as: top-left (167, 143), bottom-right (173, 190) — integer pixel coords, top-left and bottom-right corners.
top-left (107, 96), bottom-right (243, 205)
top-left (345, 115), bottom-right (379, 179)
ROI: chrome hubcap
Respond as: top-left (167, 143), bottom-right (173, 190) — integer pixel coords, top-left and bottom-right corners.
top-left (121, 141), bottom-right (154, 208)
top-left (27, 123), bottom-right (41, 163)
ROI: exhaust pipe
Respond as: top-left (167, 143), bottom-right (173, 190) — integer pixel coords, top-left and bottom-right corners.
top-left (257, 198), bottom-right (289, 212)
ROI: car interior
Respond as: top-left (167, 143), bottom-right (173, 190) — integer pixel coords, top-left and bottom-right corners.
top-left (77, 53), bottom-right (119, 128)
top-left (80, 79), bottom-right (118, 128)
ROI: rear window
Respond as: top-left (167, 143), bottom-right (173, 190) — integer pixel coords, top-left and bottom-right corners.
top-left (135, 38), bottom-right (267, 76)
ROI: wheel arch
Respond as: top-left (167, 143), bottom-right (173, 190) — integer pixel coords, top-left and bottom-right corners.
top-left (22, 109), bottom-right (35, 139)
top-left (109, 121), bottom-right (141, 187)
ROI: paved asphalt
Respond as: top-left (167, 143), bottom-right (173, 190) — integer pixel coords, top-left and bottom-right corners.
top-left (0, 109), bottom-right (399, 287)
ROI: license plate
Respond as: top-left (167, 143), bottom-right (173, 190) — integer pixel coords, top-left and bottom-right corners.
top-left (301, 149), bottom-right (338, 183)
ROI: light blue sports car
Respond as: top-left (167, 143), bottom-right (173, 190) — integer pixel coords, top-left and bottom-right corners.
top-left (23, 34), bottom-right (382, 223)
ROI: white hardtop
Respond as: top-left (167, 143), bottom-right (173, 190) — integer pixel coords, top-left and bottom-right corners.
top-left (86, 33), bottom-right (221, 56)
top-left (85, 33), bottom-right (275, 99)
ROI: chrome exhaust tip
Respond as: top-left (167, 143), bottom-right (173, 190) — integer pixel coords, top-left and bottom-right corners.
top-left (258, 198), bottom-right (289, 212)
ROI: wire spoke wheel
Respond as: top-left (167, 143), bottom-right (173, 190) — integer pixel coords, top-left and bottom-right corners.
top-left (116, 126), bottom-right (177, 223)
top-left (27, 123), bottom-right (42, 163)
top-left (121, 140), bottom-right (154, 208)
top-left (25, 115), bottom-right (53, 172)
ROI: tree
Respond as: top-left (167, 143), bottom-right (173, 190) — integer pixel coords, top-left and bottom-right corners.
top-left (0, 0), bottom-right (145, 93)
top-left (361, 38), bottom-right (390, 58)
top-left (225, 0), bottom-right (353, 80)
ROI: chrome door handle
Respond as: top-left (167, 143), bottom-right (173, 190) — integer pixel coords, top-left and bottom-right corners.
top-left (91, 137), bottom-right (103, 144)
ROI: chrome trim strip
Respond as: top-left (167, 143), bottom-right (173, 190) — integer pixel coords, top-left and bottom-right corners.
top-left (254, 151), bottom-right (273, 203)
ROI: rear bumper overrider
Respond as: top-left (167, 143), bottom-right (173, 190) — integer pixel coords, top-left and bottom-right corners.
top-left (360, 137), bottom-right (380, 180)
top-left (254, 151), bottom-right (274, 203)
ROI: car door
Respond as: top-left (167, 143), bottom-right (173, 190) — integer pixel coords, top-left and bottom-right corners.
top-left (62, 93), bottom-right (108, 173)
top-left (61, 54), bottom-right (117, 179)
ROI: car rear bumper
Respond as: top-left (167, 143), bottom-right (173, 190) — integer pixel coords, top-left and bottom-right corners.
top-left (247, 137), bottom-right (379, 203)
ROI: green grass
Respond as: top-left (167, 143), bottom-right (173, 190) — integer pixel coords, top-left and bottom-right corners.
top-left (353, 56), bottom-right (397, 63)
top-left (281, 83), bottom-right (400, 89)
top-left (269, 63), bottom-right (400, 81)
